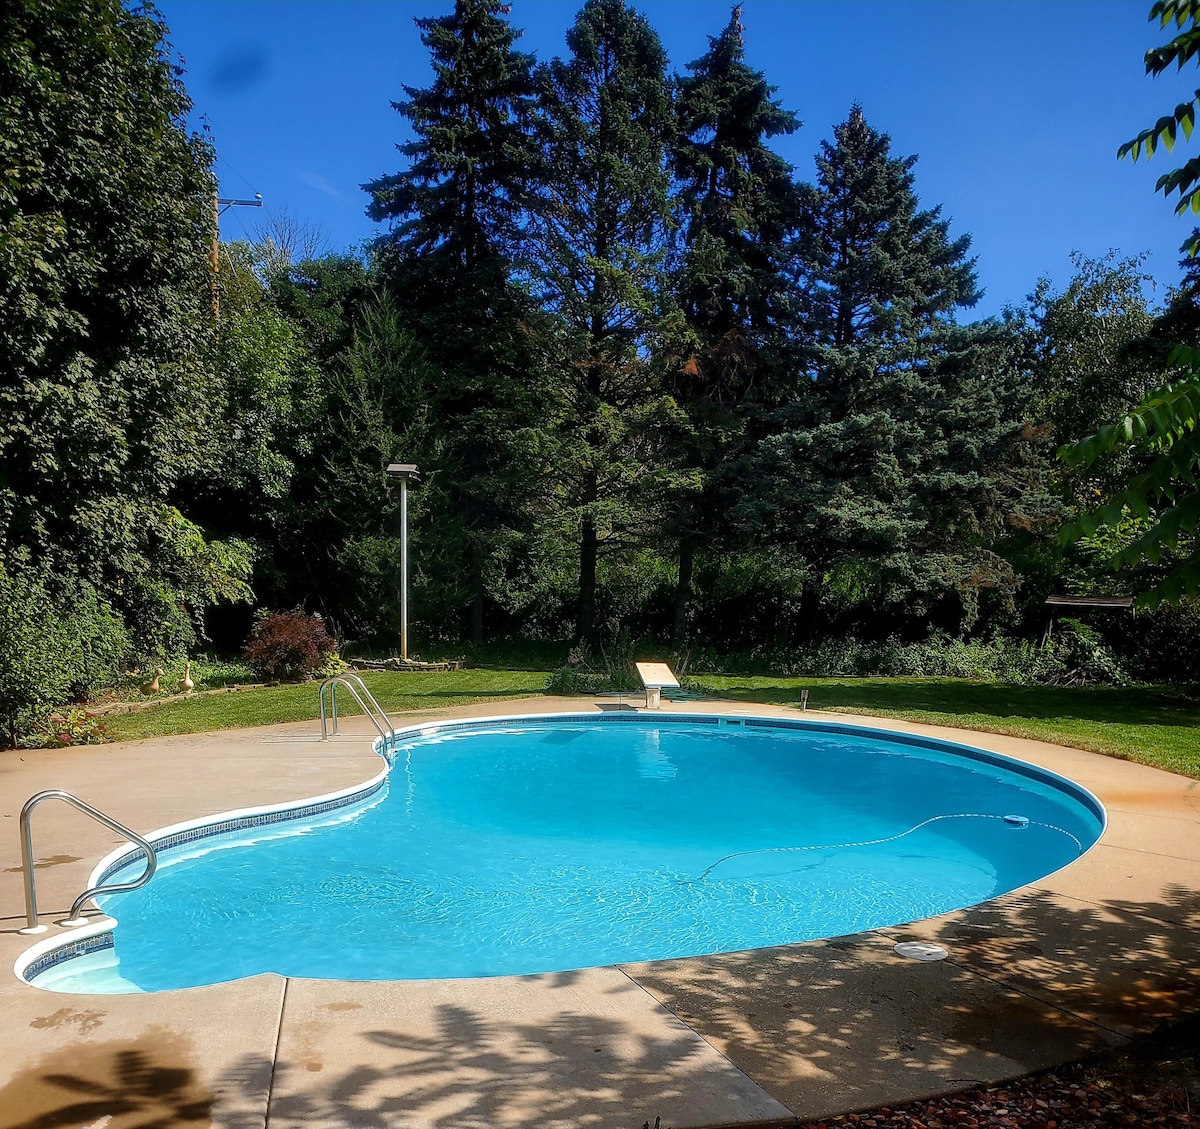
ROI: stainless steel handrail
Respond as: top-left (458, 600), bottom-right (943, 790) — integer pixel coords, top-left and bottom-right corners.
top-left (19, 790), bottom-right (158, 934)
top-left (333, 673), bottom-right (395, 739)
top-left (319, 674), bottom-right (395, 742)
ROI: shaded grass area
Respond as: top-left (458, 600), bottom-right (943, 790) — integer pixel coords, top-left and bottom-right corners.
top-left (700, 675), bottom-right (1200, 777)
top-left (105, 669), bottom-right (548, 741)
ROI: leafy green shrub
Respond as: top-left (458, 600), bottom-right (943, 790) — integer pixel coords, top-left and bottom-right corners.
top-left (1129, 599), bottom-right (1200, 683)
top-left (544, 665), bottom-right (608, 695)
top-left (118, 508), bottom-right (255, 662)
top-left (242, 608), bottom-right (338, 681)
top-left (544, 636), bottom-right (643, 695)
top-left (0, 558), bottom-right (129, 747)
top-left (186, 656), bottom-right (257, 690)
top-left (1043, 619), bottom-right (1130, 686)
top-left (60, 585), bottom-right (130, 700)
top-left (685, 629), bottom-right (1130, 686)
top-left (0, 562), bottom-right (61, 748)
top-left (313, 650), bottom-right (348, 679)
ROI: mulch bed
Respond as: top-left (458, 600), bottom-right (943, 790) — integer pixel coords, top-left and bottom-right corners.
top-left (801, 1016), bottom-right (1199, 1129)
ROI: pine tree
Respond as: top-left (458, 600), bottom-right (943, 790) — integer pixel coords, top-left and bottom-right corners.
top-left (364, 0), bottom-right (545, 644)
top-left (531, 0), bottom-right (676, 642)
top-left (750, 107), bottom-right (1044, 633)
top-left (666, 4), bottom-right (801, 641)
top-left (364, 0), bottom-right (538, 273)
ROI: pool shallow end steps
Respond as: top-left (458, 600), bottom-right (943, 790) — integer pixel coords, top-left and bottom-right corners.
top-left (13, 758), bottom-right (390, 991)
top-left (14, 711), bottom-right (1106, 993)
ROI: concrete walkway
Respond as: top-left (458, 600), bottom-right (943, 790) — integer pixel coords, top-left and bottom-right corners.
top-left (1, 697), bottom-right (1197, 1129)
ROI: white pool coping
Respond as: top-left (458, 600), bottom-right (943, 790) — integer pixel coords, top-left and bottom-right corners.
top-left (14, 710), bottom-right (1107, 992)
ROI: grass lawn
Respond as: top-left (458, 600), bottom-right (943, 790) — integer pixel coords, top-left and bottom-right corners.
top-left (104, 669), bottom-right (1200, 779)
top-left (699, 675), bottom-right (1200, 777)
top-left (104, 669), bottom-right (548, 742)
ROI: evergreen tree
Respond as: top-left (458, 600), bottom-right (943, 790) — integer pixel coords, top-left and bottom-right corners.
top-left (531, 0), bottom-right (677, 642)
top-left (749, 107), bottom-right (1045, 634)
top-left (364, 0), bottom-right (545, 644)
top-left (666, 4), bottom-right (801, 641)
top-left (254, 252), bottom-right (376, 625)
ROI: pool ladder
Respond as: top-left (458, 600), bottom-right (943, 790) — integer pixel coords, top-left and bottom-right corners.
top-left (18, 790), bottom-right (158, 935)
top-left (319, 673), bottom-right (395, 743)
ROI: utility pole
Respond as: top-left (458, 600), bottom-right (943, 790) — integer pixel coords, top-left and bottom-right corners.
top-left (211, 191), bottom-right (263, 318)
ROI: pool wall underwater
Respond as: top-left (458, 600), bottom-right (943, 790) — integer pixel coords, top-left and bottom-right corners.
top-left (14, 712), bottom-right (1107, 992)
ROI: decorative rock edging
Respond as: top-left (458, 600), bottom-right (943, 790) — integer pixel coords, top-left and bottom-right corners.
top-left (87, 683), bottom-right (275, 716)
top-left (350, 657), bottom-right (462, 672)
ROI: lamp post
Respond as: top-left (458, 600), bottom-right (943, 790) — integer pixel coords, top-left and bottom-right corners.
top-left (386, 463), bottom-right (420, 661)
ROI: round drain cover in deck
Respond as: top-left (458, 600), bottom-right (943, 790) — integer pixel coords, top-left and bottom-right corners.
top-left (894, 941), bottom-right (949, 961)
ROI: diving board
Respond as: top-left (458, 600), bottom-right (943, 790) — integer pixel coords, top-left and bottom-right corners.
top-left (635, 662), bottom-right (679, 709)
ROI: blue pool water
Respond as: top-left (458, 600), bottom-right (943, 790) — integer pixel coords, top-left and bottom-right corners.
top-left (33, 718), bottom-right (1104, 993)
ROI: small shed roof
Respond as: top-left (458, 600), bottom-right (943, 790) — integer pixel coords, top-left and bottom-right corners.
top-left (1044, 595), bottom-right (1135, 610)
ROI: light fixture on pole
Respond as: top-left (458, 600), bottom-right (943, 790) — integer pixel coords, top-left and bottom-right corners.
top-left (385, 464), bottom-right (420, 661)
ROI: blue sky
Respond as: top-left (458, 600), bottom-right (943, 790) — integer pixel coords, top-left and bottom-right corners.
top-left (159, 0), bottom-right (1195, 319)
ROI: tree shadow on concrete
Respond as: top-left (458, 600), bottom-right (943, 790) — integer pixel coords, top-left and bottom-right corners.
top-left (250, 987), bottom-right (777, 1129)
top-left (4, 889), bottom-right (1199, 1129)
top-left (0, 1035), bottom-right (213, 1129)
top-left (621, 883), bottom-right (1200, 1123)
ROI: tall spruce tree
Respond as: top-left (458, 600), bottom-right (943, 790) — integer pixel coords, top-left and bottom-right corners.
top-left (531, 0), bottom-right (676, 642)
top-left (749, 107), bottom-right (1044, 633)
top-left (666, 4), bottom-right (801, 641)
top-left (364, 0), bottom-right (544, 644)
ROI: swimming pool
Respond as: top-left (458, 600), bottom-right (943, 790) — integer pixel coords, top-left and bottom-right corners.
top-left (19, 714), bottom-right (1105, 993)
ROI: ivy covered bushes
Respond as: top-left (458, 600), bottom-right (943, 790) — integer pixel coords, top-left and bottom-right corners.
top-left (0, 558), bottom-right (127, 749)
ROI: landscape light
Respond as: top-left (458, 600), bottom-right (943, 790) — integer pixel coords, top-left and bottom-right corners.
top-left (385, 463), bottom-right (420, 660)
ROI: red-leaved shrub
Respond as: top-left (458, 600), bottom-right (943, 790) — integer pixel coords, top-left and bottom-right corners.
top-left (242, 608), bottom-right (337, 682)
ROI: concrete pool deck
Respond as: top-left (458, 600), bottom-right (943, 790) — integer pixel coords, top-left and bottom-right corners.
top-left (0, 696), bottom-right (1197, 1129)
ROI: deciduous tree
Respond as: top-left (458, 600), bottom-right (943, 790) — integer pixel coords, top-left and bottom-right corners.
top-left (1062, 0), bottom-right (1200, 603)
top-left (0, 0), bottom-right (253, 654)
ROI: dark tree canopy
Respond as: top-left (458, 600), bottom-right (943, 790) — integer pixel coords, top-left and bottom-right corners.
top-left (748, 107), bottom-right (1041, 632)
top-left (531, 0), bottom-right (678, 642)
top-left (665, 4), bottom-right (803, 640)
top-left (0, 0), bottom-right (237, 644)
top-left (11, 0), bottom-right (1191, 736)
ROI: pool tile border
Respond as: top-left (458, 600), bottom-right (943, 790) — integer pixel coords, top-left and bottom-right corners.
top-left (95, 773), bottom-right (388, 886)
top-left (20, 928), bottom-right (116, 982)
